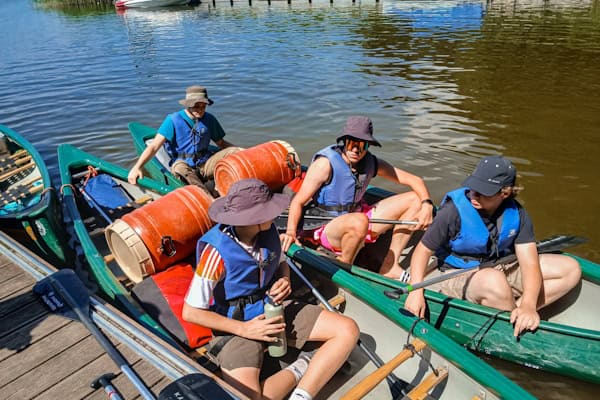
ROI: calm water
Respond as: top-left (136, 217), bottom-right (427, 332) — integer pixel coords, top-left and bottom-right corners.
top-left (1, 0), bottom-right (599, 397)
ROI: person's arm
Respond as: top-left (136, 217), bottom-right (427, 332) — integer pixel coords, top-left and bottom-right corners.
top-left (214, 138), bottom-right (234, 149)
top-left (127, 134), bottom-right (167, 184)
top-left (403, 242), bottom-right (434, 318)
top-left (281, 157), bottom-right (331, 252)
top-left (510, 242), bottom-right (542, 336)
top-left (376, 158), bottom-right (434, 228)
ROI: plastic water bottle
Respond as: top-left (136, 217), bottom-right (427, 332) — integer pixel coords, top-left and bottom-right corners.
top-left (264, 297), bottom-right (287, 357)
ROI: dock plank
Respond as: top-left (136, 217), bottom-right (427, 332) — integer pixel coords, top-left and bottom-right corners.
top-left (0, 313), bottom-right (70, 362)
top-left (0, 320), bottom-right (90, 387)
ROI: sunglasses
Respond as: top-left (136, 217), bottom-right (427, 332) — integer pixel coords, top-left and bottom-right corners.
top-left (344, 138), bottom-right (369, 153)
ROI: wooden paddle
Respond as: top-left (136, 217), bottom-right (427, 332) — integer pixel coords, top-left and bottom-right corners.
top-left (384, 234), bottom-right (588, 299)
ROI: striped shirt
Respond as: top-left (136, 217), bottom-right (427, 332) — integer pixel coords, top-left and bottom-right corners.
top-left (184, 226), bottom-right (261, 309)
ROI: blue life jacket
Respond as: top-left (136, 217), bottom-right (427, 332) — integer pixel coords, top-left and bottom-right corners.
top-left (311, 145), bottom-right (376, 216)
top-left (164, 112), bottom-right (212, 167)
top-left (438, 188), bottom-right (520, 268)
top-left (197, 224), bottom-right (281, 321)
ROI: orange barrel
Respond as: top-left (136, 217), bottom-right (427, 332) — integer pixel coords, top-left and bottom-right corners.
top-left (214, 140), bottom-right (301, 196)
top-left (105, 186), bottom-right (214, 283)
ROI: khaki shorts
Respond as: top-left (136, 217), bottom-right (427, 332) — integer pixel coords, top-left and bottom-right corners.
top-left (207, 300), bottom-right (323, 371)
top-left (434, 261), bottom-right (523, 301)
top-left (171, 147), bottom-right (243, 185)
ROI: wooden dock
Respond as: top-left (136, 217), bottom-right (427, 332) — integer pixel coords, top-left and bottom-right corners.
top-left (0, 231), bottom-right (245, 400)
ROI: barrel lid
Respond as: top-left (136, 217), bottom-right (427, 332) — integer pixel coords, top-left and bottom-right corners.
top-left (105, 219), bottom-right (154, 283)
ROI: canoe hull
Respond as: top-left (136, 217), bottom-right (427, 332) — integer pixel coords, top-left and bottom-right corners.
top-left (349, 255), bottom-right (600, 384)
top-left (58, 143), bottom-right (176, 341)
top-left (288, 245), bottom-right (534, 399)
top-left (0, 124), bottom-right (73, 267)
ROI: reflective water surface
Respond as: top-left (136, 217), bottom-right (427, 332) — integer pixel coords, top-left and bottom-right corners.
top-left (1, 0), bottom-right (599, 397)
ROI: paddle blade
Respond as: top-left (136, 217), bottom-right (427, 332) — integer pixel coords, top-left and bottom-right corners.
top-left (33, 269), bottom-right (91, 322)
top-left (537, 235), bottom-right (587, 253)
top-left (158, 373), bottom-right (236, 400)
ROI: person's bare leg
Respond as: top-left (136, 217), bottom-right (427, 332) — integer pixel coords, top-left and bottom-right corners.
top-left (465, 269), bottom-right (516, 310)
top-left (322, 213), bottom-right (369, 264)
top-left (370, 192), bottom-right (421, 277)
top-left (294, 311), bottom-right (360, 397)
top-left (530, 253), bottom-right (581, 308)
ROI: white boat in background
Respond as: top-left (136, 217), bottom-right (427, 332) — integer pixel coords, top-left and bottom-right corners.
top-left (114, 0), bottom-right (189, 8)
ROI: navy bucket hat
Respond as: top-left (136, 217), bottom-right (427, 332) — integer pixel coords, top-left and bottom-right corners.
top-left (336, 116), bottom-right (382, 147)
top-left (208, 178), bottom-right (290, 225)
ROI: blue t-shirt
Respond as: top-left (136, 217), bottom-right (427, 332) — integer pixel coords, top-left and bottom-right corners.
top-left (158, 110), bottom-right (226, 143)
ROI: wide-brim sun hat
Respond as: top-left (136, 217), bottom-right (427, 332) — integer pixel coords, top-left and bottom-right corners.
top-left (462, 155), bottom-right (517, 196)
top-left (179, 85), bottom-right (214, 107)
top-left (335, 115), bottom-right (382, 147)
top-left (208, 178), bottom-right (290, 226)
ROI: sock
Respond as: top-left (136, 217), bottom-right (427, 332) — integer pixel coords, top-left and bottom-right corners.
top-left (288, 388), bottom-right (313, 400)
top-left (285, 353), bottom-right (311, 383)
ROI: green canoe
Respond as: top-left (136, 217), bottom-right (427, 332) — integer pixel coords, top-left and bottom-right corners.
top-left (332, 186), bottom-right (600, 384)
top-left (0, 124), bottom-right (72, 267)
top-left (58, 143), bottom-right (175, 341)
top-left (286, 244), bottom-right (534, 399)
top-left (57, 143), bottom-right (533, 399)
top-left (127, 121), bottom-right (183, 189)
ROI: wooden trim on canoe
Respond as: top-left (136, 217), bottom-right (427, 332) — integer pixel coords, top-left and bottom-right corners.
top-left (0, 161), bottom-right (35, 181)
top-left (340, 338), bottom-right (427, 400)
top-left (320, 293), bottom-right (346, 310)
top-left (0, 155), bottom-right (32, 173)
top-left (405, 366), bottom-right (449, 400)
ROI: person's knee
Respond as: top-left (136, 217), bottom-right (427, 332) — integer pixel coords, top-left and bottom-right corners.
top-left (469, 269), bottom-right (512, 302)
top-left (336, 315), bottom-right (360, 345)
top-left (561, 256), bottom-right (582, 288)
top-left (347, 213), bottom-right (369, 238)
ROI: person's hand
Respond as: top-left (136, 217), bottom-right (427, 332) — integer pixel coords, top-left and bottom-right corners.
top-left (403, 291), bottom-right (427, 318)
top-left (128, 167), bottom-right (143, 184)
top-left (510, 306), bottom-right (540, 337)
top-left (242, 314), bottom-right (285, 342)
top-left (414, 202), bottom-right (434, 231)
top-left (280, 232), bottom-right (299, 252)
top-left (268, 277), bottom-right (292, 304)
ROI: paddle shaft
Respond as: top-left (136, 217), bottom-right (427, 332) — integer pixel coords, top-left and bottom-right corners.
top-left (286, 258), bottom-right (407, 396)
top-left (384, 234), bottom-right (587, 298)
top-left (282, 213), bottom-right (418, 226)
top-left (47, 273), bottom-right (156, 400)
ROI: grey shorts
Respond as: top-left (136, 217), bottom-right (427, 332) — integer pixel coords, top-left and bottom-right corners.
top-left (435, 261), bottom-right (523, 300)
top-left (207, 300), bottom-right (323, 371)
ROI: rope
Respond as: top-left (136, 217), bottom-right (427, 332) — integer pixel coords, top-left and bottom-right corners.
top-left (82, 165), bottom-right (98, 187)
top-left (405, 316), bottom-right (437, 376)
top-left (464, 309), bottom-right (506, 351)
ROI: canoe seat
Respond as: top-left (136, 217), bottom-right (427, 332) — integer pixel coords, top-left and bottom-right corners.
top-left (340, 338), bottom-right (427, 400)
top-left (405, 366), bottom-right (448, 400)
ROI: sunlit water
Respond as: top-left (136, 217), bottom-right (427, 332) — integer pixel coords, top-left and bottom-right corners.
top-left (1, 0), bottom-right (599, 397)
